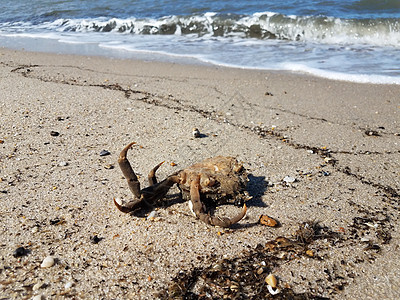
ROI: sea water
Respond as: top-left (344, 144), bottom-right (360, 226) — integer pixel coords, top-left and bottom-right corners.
top-left (0, 0), bottom-right (399, 84)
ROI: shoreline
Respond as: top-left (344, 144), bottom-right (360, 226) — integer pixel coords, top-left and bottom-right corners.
top-left (1, 35), bottom-right (400, 85)
top-left (1, 48), bottom-right (399, 299)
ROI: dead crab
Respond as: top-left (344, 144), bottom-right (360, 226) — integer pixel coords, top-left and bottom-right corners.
top-left (114, 142), bottom-right (250, 227)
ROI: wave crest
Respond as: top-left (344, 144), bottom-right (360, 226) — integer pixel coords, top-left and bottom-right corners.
top-left (5, 12), bottom-right (400, 47)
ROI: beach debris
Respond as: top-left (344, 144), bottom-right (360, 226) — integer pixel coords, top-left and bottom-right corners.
top-left (104, 164), bottom-right (114, 169)
top-left (58, 161), bottom-right (68, 167)
top-left (90, 235), bottom-right (103, 244)
top-left (100, 150), bottom-right (111, 156)
top-left (192, 127), bottom-right (201, 138)
top-left (259, 215), bottom-right (278, 227)
top-left (364, 129), bottom-right (381, 136)
top-left (13, 246), bottom-right (29, 258)
top-left (49, 217), bottom-right (65, 225)
top-left (267, 283), bottom-right (280, 295)
top-left (147, 210), bottom-right (157, 220)
top-left (170, 162), bottom-right (177, 166)
top-left (115, 142), bottom-right (251, 227)
top-left (265, 273), bottom-right (278, 288)
top-left (32, 295), bottom-right (44, 300)
top-left (50, 131), bottom-right (59, 136)
top-left (283, 175), bottom-right (296, 184)
top-left (65, 281), bottom-right (74, 290)
top-left (40, 256), bottom-right (55, 268)
top-left (158, 227), bottom-right (329, 299)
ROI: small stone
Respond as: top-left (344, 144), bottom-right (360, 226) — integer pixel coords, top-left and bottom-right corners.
top-left (50, 131), bottom-right (59, 137)
top-left (259, 215), bottom-right (278, 227)
top-left (100, 150), bottom-right (110, 156)
top-left (13, 246), bottom-right (29, 258)
top-left (32, 295), bottom-right (44, 300)
top-left (192, 128), bottom-right (201, 138)
top-left (90, 235), bottom-right (103, 244)
top-left (306, 249), bottom-right (314, 257)
top-left (41, 256), bottom-right (55, 268)
top-left (104, 164), bottom-right (114, 169)
top-left (58, 161), bottom-right (68, 167)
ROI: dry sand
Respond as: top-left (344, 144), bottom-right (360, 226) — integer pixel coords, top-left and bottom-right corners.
top-left (0, 48), bottom-right (399, 299)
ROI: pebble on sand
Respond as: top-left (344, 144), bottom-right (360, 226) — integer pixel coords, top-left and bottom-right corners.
top-left (192, 128), bottom-right (201, 138)
top-left (100, 150), bottom-right (111, 156)
top-left (40, 256), bottom-right (55, 268)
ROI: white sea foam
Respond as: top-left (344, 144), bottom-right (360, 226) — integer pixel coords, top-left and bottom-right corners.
top-left (0, 11), bottom-right (399, 85)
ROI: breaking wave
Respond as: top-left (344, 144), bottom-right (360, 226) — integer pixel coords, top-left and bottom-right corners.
top-left (3, 12), bottom-right (400, 47)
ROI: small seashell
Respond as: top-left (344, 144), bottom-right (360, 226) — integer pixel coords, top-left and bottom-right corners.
top-left (58, 161), bottom-right (68, 167)
top-left (259, 215), bottom-right (278, 227)
top-left (32, 295), bottom-right (44, 300)
top-left (192, 128), bottom-right (201, 138)
top-left (41, 256), bottom-right (55, 268)
top-left (104, 164), bottom-right (114, 169)
top-left (265, 274), bottom-right (277, 288)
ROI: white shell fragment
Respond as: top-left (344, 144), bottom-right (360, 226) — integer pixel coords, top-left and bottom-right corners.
top-left (65, 281), bottom-right (74, 289)
top-left (267, 284), bottom-right (280, 295)
top-left (40, 256), bottom-right (55, 268)
top-left (147, 210), bottom-right (157, 220)
top-left (283, 176), bottom-right (296, 183)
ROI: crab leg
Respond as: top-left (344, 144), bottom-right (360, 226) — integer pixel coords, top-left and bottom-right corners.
top-left (189, 176), bottom-right (247, 227)
top-left (118, 142), bottom-right (141, 199)
top-left (148, 161), bottom-right (165, 185)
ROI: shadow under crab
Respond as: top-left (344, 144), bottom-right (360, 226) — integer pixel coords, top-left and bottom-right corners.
top-left (114, 142), bottom-right (251, 227)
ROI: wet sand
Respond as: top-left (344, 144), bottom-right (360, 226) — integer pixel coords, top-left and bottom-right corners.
top-left (0, 48), bottom-right (399, 299)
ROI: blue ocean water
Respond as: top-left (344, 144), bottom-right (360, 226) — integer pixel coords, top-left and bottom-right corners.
top-left (0, 0), bottom-right (399, 84)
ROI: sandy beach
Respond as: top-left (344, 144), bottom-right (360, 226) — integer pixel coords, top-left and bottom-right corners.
top-left (0, 48), bottom-right (399, 299)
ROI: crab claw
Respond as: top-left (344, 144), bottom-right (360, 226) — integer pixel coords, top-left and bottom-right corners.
top-left (113, 198), bottom-right (141, 213)
top-left (208, 204), bottom-right (247, 228)
top-left (189, 175), bottom-right (248, 227)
